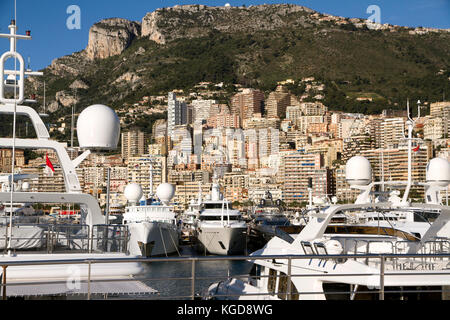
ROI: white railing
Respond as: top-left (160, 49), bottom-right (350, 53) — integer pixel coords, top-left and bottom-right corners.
top-left (1, 253), bottom-right (450, 300)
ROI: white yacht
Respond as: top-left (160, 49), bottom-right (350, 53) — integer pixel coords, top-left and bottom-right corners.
top-left (208, 112), bottom-right (450, 300)
top-left (196, 181), bottom-right (247, 255)
top-left (123, 183), bottom-right (180, 257)
top-left (251, 191), bottom-right (290, 228)
top-left (208, 157), bottom-right (450, 300)
top-left (0, 19), bottom-right (153, 298)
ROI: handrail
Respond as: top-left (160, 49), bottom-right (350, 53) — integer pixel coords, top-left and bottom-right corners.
top-left (1, 253), bottom-right (450, 300)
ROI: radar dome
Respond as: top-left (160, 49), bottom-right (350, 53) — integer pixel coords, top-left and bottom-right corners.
top-left (426, 158), bottom-right (450, 187)
top-left (21, 182), bottom-right (30, 191)
top-left (345, 156), bottom-right (372, 186)
top-left (77, 104), bottom-right (120, 150)
top-left (124, 183), bottom-right (143, 203)
top-left (324, 240), bottom-right (343, 255)
top-left (156, 183), bottom-right (175, 203)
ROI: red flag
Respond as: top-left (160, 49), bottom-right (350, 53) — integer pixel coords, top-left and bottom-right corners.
top-left (413, 145), bottom-right (420, 152)
top-left (45, 154), bottom-right (55, 175)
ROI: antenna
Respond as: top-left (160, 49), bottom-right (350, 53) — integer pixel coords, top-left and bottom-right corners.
top-left (401, 98), bottom-right (422, 205)
top-left (43, 80), bottom-right (46, 113)
top-left (7, 0), bottom-right (17, 256)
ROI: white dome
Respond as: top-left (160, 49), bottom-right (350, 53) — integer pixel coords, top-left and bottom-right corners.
top-left (325, 240), bottom-right (343, 255)
top-left (21, 182), bottom-right (30, 191)
top-left (124, 183), bottom-right (143, 203)
top-left (426, 158), bottom-right (450, 187)
top-left (345, 156), bottom-right (372, 186)
top-left (156, 183), bottom-right (175, 203)
top-left (77, 104), bottom-right (120, 150)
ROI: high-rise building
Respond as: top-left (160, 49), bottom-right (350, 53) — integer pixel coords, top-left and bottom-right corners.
top-left (0, 149), bottom-right (25, 172)
top-left (300, 102), bottom-right (327, 116)
top-left (127, 155), bottom-right (166, 197)
top-left (266, 85), bottom-right (292, 118)
top-left (361, 141), bottom-right (431, 197)
top-left (342, 134), bottom-right (376, 161)
top-left (230, 89), bottom-right (264, 124)
top-left (380, 117), bottom-right (405, 149)
top-left (367, 117), bottom-right (384, 148)
top-left (167, 92), bottom-right (187, 138)
top-left (279, 151), bottom-right (331, 203)
top-left (424, 117), bottom-right (445, 141)
top-left (170, 125), bottom-right (192, 165)
top-left (121, 130), bottom-right (147, 162)
top-left (335, 165), bottom-right (360, 203)
top-left (429, 101), bottom-right (450, 138)
top-left (191, 99), bottom-right (217, 124)
top-left (221, 172), bottom-right (249, 203)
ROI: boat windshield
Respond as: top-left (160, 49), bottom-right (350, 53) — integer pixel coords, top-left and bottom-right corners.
top-left (204, 203), bottom-right (232, 210)
top-left (200, 215), bottom-right (242, 221)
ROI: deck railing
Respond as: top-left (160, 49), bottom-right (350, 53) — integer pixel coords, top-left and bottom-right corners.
top-left (1, 224), bottom-right (129, 254)
top-left (1, 253), bottom-right (450, 300)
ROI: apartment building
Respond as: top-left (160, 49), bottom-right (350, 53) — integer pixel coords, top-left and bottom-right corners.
top-left (266, 85), bottom-right (292, 118)
top-left (127, 155), bottom-right (166, 197)
top-left (279, 151), bottom-right (331, 203)
top-left (167, 92), bottom-right (187, 138)
top-left (121, 130), bottom-right (147, 162)
top-left (230, 88), bottom-right (264, 124)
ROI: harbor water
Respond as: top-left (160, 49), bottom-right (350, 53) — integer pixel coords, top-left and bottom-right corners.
top-left (139, 245), bottom-right (254, 299)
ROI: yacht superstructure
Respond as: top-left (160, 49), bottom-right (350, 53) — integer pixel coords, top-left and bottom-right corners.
top-left (196, 181), bottom-right (247, 255)
top-left (0, 18), bottom-right (151, 298)
top-left (123, 182), bottom-right (180, 257)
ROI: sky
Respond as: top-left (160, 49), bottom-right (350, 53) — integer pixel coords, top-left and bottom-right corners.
top-left (0, 0), bottom-right (449, 70)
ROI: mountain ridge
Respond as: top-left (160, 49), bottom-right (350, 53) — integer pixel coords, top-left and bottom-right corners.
top-left (25, 3), bottom-right (450, 126)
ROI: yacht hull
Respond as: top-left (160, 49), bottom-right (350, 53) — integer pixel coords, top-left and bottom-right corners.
top-left (197, 226), bottom-right (247, 255)
top-left (127, 221), bottom-right (179, 257)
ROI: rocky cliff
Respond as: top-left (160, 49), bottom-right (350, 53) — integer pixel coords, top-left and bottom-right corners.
top-left (141, 4), bottom-right (316, 44)
top-left (85, 18), bottom-right (141, 60)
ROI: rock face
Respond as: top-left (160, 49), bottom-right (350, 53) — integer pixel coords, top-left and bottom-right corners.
top-left (69, 80), bottom-right (89, 90)
top-left (141, 10), bottom-right (166, 44)
top-left (141, 4), bottom-right (316, 44)
top-left (86, 18), bottom-right (141, 60)
top-left (55, 91), bottom-right (79, 108)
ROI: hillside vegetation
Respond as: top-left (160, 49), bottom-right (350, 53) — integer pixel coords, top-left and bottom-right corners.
top-left (24, 4), bottom-right (449, 130)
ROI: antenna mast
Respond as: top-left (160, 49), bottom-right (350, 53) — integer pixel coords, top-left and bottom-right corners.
top-left (401, 99), bottom-right (421, 205)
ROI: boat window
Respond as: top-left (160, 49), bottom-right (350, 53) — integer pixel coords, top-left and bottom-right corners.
top-left (414, 211), bottom-right (439, 222)
top-left (267, 269), bottom-right (277, 294)
top-left (277, 274), bottom-right (288, 300)
top-left (250, 264), bottom-right (262, 281)
top-left (204, 203), bottom-right (233, 209)
top-left (277, 272), bottom-right (299, 300)
top-left (200, 215), bottom-right (241, 221)
top-left (218, 241), bottom-right (226, 250)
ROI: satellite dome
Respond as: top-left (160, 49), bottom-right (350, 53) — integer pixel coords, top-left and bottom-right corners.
top-left (156, 183), bottom-right (175, 203)
top-left (77, 104), bottom-right (120, 150)
top-left (426, 158), bottom-right (450, 187)
top-left (124, 183), bottom-right (143, 203)
top-left (21, 182), bottom-right (30, 191)
top-left (324, 240), bottom-right (343, 255)
top-left (345, 156), bottom-right (372, 186)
